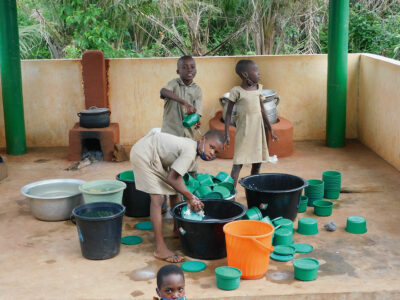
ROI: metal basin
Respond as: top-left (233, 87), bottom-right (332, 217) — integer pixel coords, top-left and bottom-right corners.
top-left (21, 179), bottom-right (86, 221)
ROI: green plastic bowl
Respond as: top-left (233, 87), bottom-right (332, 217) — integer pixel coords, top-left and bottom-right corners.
top-left (213, 185), bottom-right (231, 199)
top-left (293, 258), bottom-right (320, 281)
top-left (79, 180), bottom-right (126, 204)
top-left (322, 170), bottom-right (341, 179)
top-left (307, 195), bottom-right (323, 207)
top-left (261, 215), bottom-right (273, 225)
top-left (324, 189), bottom-right (340, 199)
top-left (204, 192), bottom-right (223, 199)
top-left (215, 266), bottom-right (242, 290)
top-left (196, 185), bottom-right (213, 198)
top-left (298, 201), bottom-right (307, 213)
top-left (214, 172), bottom-right (234, 184)
top-left (273, 228), bottom-right (294, 246)
top-left (243, 207), bottom-right (263, 220)
top-left (297, 217), bottom-right (318, 235)
top-left (346, 216), bottom-right (367, 234)
top-left (182, 113), bottom-right (200, 128)
top-left (313, 200), bottom-right (334, 217)
top-left (196, 173), bottom-right (214, 186)
top-left (273, 217), bottom-right (293, 232)
top-left (216, 181), bottom-right (234, 192)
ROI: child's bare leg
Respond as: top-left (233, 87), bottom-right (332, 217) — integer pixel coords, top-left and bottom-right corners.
top-left (169, 194), bottom-right (182, 237)
top-left (251, 163), bottom-right (261, 175)
top-left (231, 164), bottom-right (243, 187)
top-left (150, 194), bottom-right (183, 262)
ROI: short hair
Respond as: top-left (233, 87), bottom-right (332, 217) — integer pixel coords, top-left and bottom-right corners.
top-left (204, 129), bottom-right (225, 145)
top-left (235, 59), bottom-right (255, 76)
top-left (178, 55), bottom-right (194, 67)
top-left (156, 265), bottom-right (185, 288)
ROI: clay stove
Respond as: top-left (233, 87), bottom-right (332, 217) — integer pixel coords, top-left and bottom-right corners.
top-left (68, 50), bottom-right (120, 161)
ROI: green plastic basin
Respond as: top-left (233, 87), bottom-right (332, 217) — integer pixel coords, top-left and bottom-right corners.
top-left (79, 180), bottom-right (126, 204)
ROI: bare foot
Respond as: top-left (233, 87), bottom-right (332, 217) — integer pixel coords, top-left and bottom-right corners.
top-left (154, 249), bottom-right (185, 263)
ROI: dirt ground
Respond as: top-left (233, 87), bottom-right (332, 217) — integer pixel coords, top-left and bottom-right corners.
top-left (1, 140), bottom-right (400, 299)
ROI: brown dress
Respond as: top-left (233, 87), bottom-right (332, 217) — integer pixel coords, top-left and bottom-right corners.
top-left (228, 84), bottom-right (269, 165)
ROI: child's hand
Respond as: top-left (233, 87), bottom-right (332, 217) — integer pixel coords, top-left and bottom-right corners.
top-left (194, 120), bottom-right (201, 129)
top-left (184, 103), bottom-right (197, 115)
top-left (188, 195), bottom-right (204, 211)
top-left (271, 132), bottom-right (279, 141)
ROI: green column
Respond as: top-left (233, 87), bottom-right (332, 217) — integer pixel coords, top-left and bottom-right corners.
top-left (0, 0), bottom-right (27, 154)
top-left (326, 0), bottom-right (349, 148)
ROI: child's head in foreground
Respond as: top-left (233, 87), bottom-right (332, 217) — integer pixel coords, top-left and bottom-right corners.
top-left (235, 59), bottom-right (260, 86)
top-left (156, 264), bottom-right (186, 300)
top-left (177, 55), bottom-right (196, 84)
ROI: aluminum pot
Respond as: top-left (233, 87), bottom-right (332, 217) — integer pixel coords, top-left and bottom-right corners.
top-left (219, 90), bottom-right (280, 126)
top-left (78, 106), bottom-right (110, 128)
top-left (21, 179), bottom-right (86, 221)
top-left (262, 89), bottom-right (280, 125)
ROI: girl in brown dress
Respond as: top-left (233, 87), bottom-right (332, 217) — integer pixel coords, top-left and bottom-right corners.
top-left (224, 60), bottom-right (278, 186)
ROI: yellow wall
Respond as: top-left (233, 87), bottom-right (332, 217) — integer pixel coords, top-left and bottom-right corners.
top-left (0, 54), bottom-right (358, 147)
top-left (358, 54), bottom-right (400, 170)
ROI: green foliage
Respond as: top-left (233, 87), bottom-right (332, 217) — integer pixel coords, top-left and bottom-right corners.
top-left (16, 0), bottom-right (400, 60)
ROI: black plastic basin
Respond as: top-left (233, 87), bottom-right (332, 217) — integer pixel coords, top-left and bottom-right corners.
top-left (116, 172), bottom-right (151, 218)
top-left (239, 173), bottom-right (308, 221)
top-left (171, 199), bottom-right (246, 260)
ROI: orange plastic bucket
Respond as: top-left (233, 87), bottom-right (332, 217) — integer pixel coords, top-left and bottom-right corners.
top-left (223, 220), bottom-right (275, 279)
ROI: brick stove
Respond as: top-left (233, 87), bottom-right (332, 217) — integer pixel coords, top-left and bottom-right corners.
top-left (68, 50), bottom-right (120, 161)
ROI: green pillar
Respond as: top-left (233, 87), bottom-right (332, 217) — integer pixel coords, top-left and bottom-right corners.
top-left (326, 0), bottom-right (349, 148)
top-left (0, 0), bottom-right (27, 154)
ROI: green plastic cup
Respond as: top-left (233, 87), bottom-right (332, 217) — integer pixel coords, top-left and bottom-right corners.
top-left (322, 170), bottom-right (341, 179)
top-left (196, 173), bottom-right (214, 186)
top-left (273, 228), bottom-right (294, 246)
top-left (297, 217), bottom-right (318, 235)
top-left (293, 258), bottom-right (320, 281)
top-left (313, 200), bottom-right (334, 217)
top-left (182, 113), bottom-right (200, 128)
top-left (215, 266), bottom-right (242, 290)
top-left (184, 173), bottom-right (200, 188)
top-left (346, 216), bottom-right (367, 234)
top-left (244, 207), bottom-right (263, 220)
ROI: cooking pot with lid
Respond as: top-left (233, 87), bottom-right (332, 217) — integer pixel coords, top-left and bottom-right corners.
top-left (78, 106), bottom-right (110, 128)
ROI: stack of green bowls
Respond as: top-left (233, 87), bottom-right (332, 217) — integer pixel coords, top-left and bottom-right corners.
top-left (304, 179), bottom-right (324, 207)
top-left (322, 171), bottom-right (341, 199)
top-left (183, 172), bottom-right (235, 200)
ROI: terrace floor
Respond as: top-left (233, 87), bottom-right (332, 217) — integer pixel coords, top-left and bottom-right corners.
top-left (1, 140), bottom-right (400, 299)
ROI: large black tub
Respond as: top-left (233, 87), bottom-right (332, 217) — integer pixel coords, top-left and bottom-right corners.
top-left (171, 199), bottom-right (246, 260)
top-left (239, 173), bottom-right (308, 221)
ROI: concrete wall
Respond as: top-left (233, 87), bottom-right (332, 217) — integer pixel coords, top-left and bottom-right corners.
top-left (0, 54), bottom-right (360, 147)
top-left (358, 54), bottom-right (400, 170)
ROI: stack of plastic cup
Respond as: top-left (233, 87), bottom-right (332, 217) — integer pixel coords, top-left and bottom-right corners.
top-left (322, 171), bottom-right (341, 199)
top-left (304, 179), bottom-right (324, 207)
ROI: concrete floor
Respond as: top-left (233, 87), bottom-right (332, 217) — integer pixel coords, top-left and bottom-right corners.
top-left (1, 140), bottom-right (400, 299)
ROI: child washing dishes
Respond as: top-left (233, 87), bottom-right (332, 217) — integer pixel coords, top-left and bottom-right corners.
top-left (224, 59), bottom-right (278, 187)
top-left (154, 264), bottom-right (186, 300)
top-left (130, 130), bottom-right (224, 263)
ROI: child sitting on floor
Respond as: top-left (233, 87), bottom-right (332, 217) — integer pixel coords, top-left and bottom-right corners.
top-left (224, 59), bottom-right (278, 187)
top-left (154, 264), bottom-right (186, 300)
